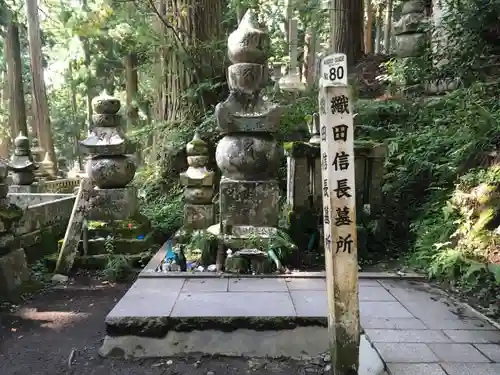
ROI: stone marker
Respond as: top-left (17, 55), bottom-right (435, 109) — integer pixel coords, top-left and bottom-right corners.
top-left (319, 52), bottom-right (360, 375)
top-left (54, 177), bottom-right (93, 274)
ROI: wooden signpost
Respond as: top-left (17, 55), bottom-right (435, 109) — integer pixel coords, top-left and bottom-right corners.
top-left (319, 52), bottom-right (360, 375)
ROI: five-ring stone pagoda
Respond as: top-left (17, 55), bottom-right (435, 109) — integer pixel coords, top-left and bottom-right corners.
top-left (212, 10), bottom-right (281, 242)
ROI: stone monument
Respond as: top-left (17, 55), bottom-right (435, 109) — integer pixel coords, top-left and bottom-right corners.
top-left (8, 132), bottom-right (37, 188)
top-left (40, 152), bottom-right (57, 180)
top-left (57, 156), bottom-right (69, 178)
top-left (180, 132), bottom-right (215, 230)
top-left (80, 92), bottom-right (138, 220)
top-left (77, 92), bottom-right (151, 256)
top-left (30, 137), bottom-right (50, 180)
top-left (0, 160), bottom-right (27, 293)
top-left (214, 10), bottom-right (281, 243)
top-left (394, 0), bottom-right (429, 89)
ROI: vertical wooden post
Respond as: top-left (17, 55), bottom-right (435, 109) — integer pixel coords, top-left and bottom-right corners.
top-left (319, 53), bottom-right (360, 375)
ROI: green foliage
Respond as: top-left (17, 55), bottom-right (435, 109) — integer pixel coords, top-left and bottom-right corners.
top-left (102, 235), bottom-right (133, 282)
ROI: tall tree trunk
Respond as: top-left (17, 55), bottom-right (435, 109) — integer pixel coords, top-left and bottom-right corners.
top-left (124, 52), bottom-right (139, 130)
top-left (81, 0), bottom-right (92, 135)
top-left (364, 0), bottom-right (373, 54)
top-left (383, 0), bottom-right (393, 53)
top-left (68, 62), bottom-right (83, 169)
top-left (0, 62), bottom-right (11, 158)
top-left (374, 4), bottom-right (383, 54)
top-left (162, 0), bottom-right (225, 122)
top-left (5, 16), bottom-right (28, 139)
top-left (25, 0), bottom-right (58, 172)
top-left (330, 0), bottom-right (364, 65)
top-left (302, 28), bottom-right (317, 87)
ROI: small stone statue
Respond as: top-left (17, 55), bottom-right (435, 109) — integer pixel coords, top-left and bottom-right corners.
top-left (81, 92), bottom-right (136, 189)
top-left (179, 132), bottom-right (215, 230)
top-left (8, 132), bottom-right (37, 185)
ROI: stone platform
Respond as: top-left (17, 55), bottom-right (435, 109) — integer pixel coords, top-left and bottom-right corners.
top-left (100, 251), bottom-right (500, 375)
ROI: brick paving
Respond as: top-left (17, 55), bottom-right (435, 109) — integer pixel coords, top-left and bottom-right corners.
top-left (108, 277), bottom-right (500, 374)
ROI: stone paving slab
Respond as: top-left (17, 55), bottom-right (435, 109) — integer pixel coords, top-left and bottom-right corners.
top-left (105, 277), bottom-right (500, 375)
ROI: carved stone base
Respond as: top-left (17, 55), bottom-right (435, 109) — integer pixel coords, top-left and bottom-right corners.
top-left (184, 204), bottom-right (214, 230)
top-left (0, 248), bottom-right (29, 294)
top-left (87, 187), bottom-right (138, 221)
top-left (219, 178), bottom-right (279, 227)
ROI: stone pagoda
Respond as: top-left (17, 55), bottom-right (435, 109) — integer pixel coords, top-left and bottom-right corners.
top-left (212, 10), bottom-right (281, 243)
top-left (30, 138), bottom-right (50, 180)
top-left (180, 133), bottom-right (215, 230)
top-left (8, 132), bottom-right (37, 188)
top-left (80, 92), bottom-right (138, 221)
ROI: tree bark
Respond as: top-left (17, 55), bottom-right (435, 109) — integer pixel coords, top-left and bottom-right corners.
top-left (124, 52), bottom-right (139, 130)
top-left (5, 16), bottom-right (28, 139)
top-left (0, 62), bottom-right (11, 158)
top-left (302, 28), bottom-right (317, 87)
top-left (374, 4), bottom-right (384, 54)
top-left (330, 0), bottom-right (364, 65)
top-left (383, 0), bottom-right (393, 53)
top-left (364, 0), bottom-right (373, 54)
top-left (25, 0), bottom-right (58, 172)
top-left (161, 0), bottom-right (225, 122)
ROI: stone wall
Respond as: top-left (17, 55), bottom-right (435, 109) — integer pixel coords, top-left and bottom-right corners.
top-left (8, 193), bottom-right (73, 208)
top-left (15, 195), bottom-right (75, 260)
top-left (8, 178), bottom-right (80, 194)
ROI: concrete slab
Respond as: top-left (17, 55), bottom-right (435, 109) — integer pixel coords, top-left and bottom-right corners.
top-left (228, 278), bottom-right (288, 292)
top-left (290, 290), bottom-right (327, 317)
top-left (427, 343), bottom-right (490, 362)
top-left (361, 318), bottom-right (427, 330)
top-left (171, 291), bottom-right (296, 317)
top-left (360, 287), bottom-right (397, 301)
top-left (107, 278), bottom-right (181, 318)
top-left (374, 343), bottom-right (438, 362)
top-left (422, 318), bottom-right (497, 330)
top-left (181, 278), bottom-right (228, 292)
top-left (443, 329), bottom-right (500, 343)
top-left (474, 343), bottom-right (500, 362)
top-left (440, 363), bottom-right (500, 375)
top-left (360, 302), bottom-right (414, 318)
top-left (386, 363), bottom-right (447, 375)
top-left (365, 329), bottom-right (451, 343)
top-left (100, 331), bottom-right (385, 375)
top-left (285, 278), bottom-right (326, 290)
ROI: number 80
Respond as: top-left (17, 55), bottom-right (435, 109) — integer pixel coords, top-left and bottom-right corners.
top-left (329, 66), bottom-right (345, 81)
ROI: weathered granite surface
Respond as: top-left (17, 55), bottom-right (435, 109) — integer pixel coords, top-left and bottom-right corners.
top-left (215, 10), bottom-right (282, 242)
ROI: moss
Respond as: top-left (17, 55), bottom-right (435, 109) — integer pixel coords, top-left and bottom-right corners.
top-left (106, 316), bottom-right (328, 338)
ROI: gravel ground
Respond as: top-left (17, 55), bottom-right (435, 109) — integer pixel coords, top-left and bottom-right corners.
top-left (0, 278), bottom-right (323, 375)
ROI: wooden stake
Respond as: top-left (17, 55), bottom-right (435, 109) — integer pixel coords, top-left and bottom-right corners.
top-left (319, 53), bottom-right (360, 375)
top-left (54, 177), bottom-right (93, 275)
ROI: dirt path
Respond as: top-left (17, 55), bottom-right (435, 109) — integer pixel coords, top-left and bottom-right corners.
top-left (0, 278), bottom-right (315, 375)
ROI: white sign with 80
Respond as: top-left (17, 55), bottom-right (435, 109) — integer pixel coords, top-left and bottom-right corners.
top-left (320, 53), bottom-right (348, 87)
